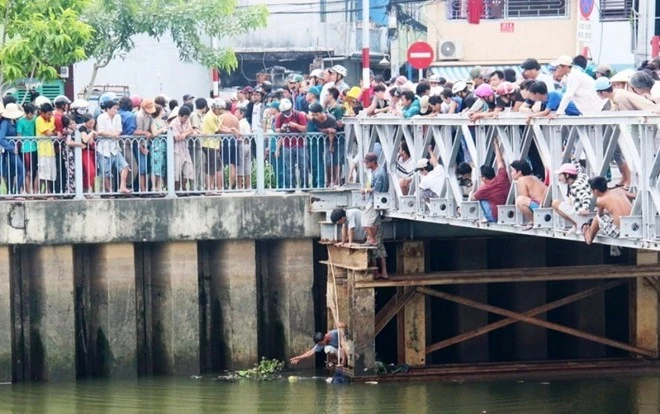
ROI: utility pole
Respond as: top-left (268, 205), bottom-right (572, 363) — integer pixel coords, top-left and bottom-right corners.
top-left (388, 5), bottom-right (399, 78)
top-left (362, 0), bottom-right (370, 105)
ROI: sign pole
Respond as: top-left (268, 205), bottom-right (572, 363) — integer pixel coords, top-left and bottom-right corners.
top-left (418, 69), bottom-right (423, 82)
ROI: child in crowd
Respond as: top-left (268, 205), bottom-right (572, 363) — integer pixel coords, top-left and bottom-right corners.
top-left (78, 113), bottom-right (97, 193)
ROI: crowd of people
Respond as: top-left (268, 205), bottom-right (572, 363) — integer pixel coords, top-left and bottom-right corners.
top-left (321, 54), bottom-right (660, 248)
top-left (0, 54), bottom-right (656, 246)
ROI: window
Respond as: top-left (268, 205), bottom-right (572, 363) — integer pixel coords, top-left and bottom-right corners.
top-left (599, 0), bottom-right (634, 21)
top-left (447, 0), bottom-right (568, 20)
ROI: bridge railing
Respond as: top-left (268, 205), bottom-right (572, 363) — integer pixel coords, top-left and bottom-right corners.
top-left (0, 131), bottom-right (350, 198)
top-left (341, 112), bottom-right (660, 248)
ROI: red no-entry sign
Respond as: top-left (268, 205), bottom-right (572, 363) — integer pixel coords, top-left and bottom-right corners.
top-left (407, 42), bottom-right (435, 70)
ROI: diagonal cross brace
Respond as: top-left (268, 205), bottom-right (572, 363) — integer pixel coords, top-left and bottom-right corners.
top-left (425, 280), bottom-right (626, 354)
top-left (418, 284), bottom-right (657, 358)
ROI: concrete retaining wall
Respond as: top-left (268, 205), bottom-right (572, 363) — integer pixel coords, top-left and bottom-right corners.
top-left (0, 195), bottom-right (321, 245)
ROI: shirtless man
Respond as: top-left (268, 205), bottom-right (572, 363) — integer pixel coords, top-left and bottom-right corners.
top-left (583, 176), bottom-right (632, 244)
top-left (511, 160), bottom-right (548, 229)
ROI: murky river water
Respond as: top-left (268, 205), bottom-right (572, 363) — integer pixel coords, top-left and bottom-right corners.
top-left (0, 374), bottom-right (659, 413)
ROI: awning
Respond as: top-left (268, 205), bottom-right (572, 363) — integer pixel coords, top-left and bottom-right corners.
top-left (428, 65), bottom-right (550, 82)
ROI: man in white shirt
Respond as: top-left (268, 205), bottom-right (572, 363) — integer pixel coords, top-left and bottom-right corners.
top-left (96, 100), bottom-right (131, 193)
top-left (416, 151), bottom-right (445, 204)
top-left (521, 58), bottom-right (556, 92)
top-left (554, 55), bottom-right (605, 114)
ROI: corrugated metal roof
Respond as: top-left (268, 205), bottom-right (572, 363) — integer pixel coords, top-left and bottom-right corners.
top-left (428, 65), bottom-right (551, 82)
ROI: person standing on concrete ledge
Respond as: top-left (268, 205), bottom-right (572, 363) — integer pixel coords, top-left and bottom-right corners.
top-left (331, 208), bottom-right (388, 279)
top-left (289, 323), bottom-right (348, 367)
top-left (361, 152), bottom-right (388, 246)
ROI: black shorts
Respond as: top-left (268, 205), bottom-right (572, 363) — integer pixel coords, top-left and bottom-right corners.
top-left (222, 139), bottom-right (237, 165)
top-left (202, 147), bottom-right (221, 175)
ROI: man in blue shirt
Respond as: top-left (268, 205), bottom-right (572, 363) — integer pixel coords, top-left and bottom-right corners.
top-left (526, 80), bottom-right (581, 120)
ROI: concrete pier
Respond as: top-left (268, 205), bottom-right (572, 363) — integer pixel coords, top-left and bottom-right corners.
top-left (24, 246), bottom-right (76, 381)
top-left (208, 240), bottom-right (259, 370)
top-left (87, 244), bottom-right (137, 378)
top-left (150, 242), bottom-right (200, 375)
top-left (0, 247), bottom-right (11, 382)
top-left (260, 239), bottom-right (316, 368)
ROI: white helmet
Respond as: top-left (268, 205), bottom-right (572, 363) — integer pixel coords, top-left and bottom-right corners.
top-left (33, 96), bottom-right (51, 107)
top-left (279, 98), bottom-right (292, 112)
top-left (331, 65), bottom-right (348, 78)
top-left (452, 81), bottom-right (468, 94)
top-left (211, 98), bottom-right (226, 109)
top-left (310, 69), bottom-right (323, 78)
top-left (71, 98), bottom-right (89, 109)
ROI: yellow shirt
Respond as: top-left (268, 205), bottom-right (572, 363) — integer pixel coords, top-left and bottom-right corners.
top-left (201, 112), bottom-right (221, 149)
top-left (35, 116), bottom-right (56, 157)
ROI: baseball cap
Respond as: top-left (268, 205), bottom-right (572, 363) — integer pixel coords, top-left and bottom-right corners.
top-left (183, 94), bottom-right (194, 101)
top-left (521, 58), bottom-right (541, 71)
top-left (551, 55), bottom-right (573, 67)
top-left (415, 158), bottom-right (429, 170)
top-left (307, 86), bottom-right (322, 97)
top-left (279, 98), bottom-right (292, 112)
top-left (469, 66), bottom-right (483, 80)
top-left (241, 86), bottom-right (254, 94)
top-left (594, 77), bottom-right (612, 92)
top-left (596, 64), bottom-right (612, 77)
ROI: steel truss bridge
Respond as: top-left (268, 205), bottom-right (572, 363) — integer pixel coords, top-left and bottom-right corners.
top-left (311, 112), bottom-right (660, 251)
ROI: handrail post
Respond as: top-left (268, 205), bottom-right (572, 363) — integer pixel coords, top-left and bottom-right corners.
top-left (166, 129), bottom-right (177, 198)
top-left (73, 129), bottom-right (84, 200)
top-left (256, 128), bottom-right (265, 194)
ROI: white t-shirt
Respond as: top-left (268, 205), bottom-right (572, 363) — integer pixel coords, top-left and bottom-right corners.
top-left (396, 156), bottom-right (415, 179)
top-left (419, 164), bottom-right (445, 197)
top-left (346, 208), bottom-right (366, 242)
top-left (96, 112), bottom-right (123, 157)
top-left (251, 102), bottom-right (262, 131)
top-left (239, 118), bottom-right (251, 135)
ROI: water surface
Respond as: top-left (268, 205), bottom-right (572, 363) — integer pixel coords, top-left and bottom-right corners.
top-left (1, 374), bottom-right (659, 413)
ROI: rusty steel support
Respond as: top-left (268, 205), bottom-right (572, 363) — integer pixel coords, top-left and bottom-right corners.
top-left (426, 280), bottom-right (626, 354)
top-left (418, 286), bottom-right (657, 358)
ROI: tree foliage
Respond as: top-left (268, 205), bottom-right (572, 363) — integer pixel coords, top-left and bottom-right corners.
top-left (0, 0), bottom-right (92, 86)
top-left (83, 0), bottom-right (268, 74)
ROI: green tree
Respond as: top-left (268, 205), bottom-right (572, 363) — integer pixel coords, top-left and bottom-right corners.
top-left (0, 0), bottom-right (92, 92)
top-left (82, 0), bottom-right (268, 97)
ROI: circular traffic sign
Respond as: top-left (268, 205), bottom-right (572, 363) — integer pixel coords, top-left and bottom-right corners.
top-left (580, 0), bottom-right (594, 19)
top-left (407, 41), bottom-right (435, 70)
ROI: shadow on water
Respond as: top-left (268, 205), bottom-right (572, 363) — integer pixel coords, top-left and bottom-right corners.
top-left (0, 374), bottom-right (659, 413)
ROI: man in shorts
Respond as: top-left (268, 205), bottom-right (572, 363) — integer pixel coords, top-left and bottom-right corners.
top-left (512, 160), bottom-right (547, 229)
top-left (583, 176), bottom-right (632, 244)
top-left (169, 106), bottom-right (197, 191)
top-left (289, 323), bottom-right (348, 367)
top-left (96, 100), bottom-right (131, 194)
top-left (201, 99), bottom-right (236, 193)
